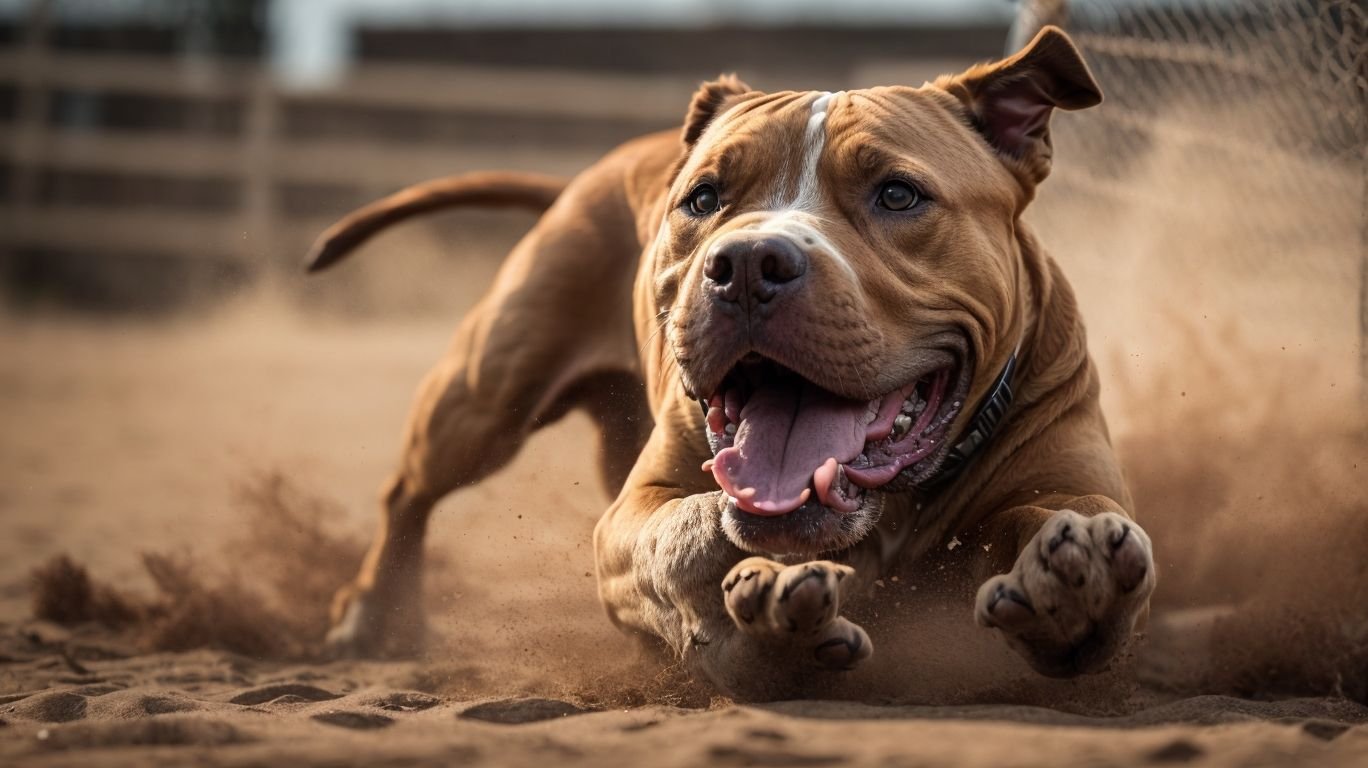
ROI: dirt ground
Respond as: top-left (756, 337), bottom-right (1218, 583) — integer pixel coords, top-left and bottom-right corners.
top-left (1, 279), bottom-right (1365, 766)
top-left (2, 125), bottom-right (1367, 765)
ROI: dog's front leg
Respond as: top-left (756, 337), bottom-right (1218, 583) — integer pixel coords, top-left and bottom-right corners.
top-left (971, 494), bottom-right (1156, 677)
top-left (595, 463), bottom-right (873, 698)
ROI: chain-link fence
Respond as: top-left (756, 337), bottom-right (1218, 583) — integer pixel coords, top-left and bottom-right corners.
top-left (1012, 0), bottom-right (1366, 401)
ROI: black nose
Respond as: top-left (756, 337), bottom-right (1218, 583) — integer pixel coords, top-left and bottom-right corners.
top-left (704, 235), bottom-right (808, 304)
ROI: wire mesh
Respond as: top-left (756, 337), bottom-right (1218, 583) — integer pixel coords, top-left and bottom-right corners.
top-left (1013, 0), bottom-right (1366, 396)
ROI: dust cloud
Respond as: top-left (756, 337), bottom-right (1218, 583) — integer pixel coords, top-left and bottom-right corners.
top-left (25, 99), bottom-right (1367, 709)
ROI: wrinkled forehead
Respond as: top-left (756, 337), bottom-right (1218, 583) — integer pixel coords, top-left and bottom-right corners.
top-left (825, 87), bottom-right (1000, 179)
top-left (686, 85), bottom-right (1006, 200)
top-left (683, 90), bottom-right (817, 176)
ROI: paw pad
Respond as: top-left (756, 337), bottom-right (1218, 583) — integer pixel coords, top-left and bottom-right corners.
top-left (977, 510), bottom-right (1155, 676)
top-left (721, 558), bottom-right (872, 670)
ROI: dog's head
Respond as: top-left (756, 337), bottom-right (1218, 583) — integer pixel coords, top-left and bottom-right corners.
top-left (649, 28), bottom-right (1101, 556)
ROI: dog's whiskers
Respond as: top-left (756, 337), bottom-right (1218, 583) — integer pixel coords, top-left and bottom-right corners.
top-left (638, 309), bottom-right (672, 358)
top-left (641, 309), bottom-right (692, 396)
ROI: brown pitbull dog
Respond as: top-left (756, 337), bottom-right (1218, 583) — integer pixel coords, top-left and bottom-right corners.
top-left (308, 27), bottom-right (1155, 699)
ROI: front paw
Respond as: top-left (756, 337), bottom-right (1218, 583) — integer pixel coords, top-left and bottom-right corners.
top-left (722, 558), bottom-right (871, 670)
top-left (975, 510), bottom-right (1155, 676)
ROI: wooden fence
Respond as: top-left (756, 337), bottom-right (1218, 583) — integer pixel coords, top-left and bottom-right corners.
top-left (0, 41), bottom-right (697, 282)
top-left (0, 2), bottom-right (1009, 311)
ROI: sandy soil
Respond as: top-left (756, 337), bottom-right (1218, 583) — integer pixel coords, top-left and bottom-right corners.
top-left (1, 298), bottom-right (1365, 766)
top-left (2, 93), bottom-right (1366, 764)
top-left (1, 633), bottom-right (1365, 767)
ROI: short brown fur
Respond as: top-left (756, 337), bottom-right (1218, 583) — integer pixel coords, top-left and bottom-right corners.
top-left (313, 28), bottom-right (1154, 699)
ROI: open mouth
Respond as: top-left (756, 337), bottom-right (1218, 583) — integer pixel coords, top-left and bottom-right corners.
top-left (700, 355), bottom-right (969, 528)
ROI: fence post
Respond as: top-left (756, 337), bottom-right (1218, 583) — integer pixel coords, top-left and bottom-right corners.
top-left (240, 67), bottom-right (277, 273)
top-left (4, 0), bottom-right (54, 251)
top-left (1358, 0), bottom-right (1367, 406)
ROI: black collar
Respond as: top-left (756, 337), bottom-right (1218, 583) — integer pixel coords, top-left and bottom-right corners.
top-left (918, 352), bottom-right (1018, 493)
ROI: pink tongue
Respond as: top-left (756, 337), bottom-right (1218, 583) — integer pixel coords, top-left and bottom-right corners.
top-left (711, 379), bottom-right (868, 516)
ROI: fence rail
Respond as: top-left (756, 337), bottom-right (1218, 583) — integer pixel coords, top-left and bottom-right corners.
top-left (0, 44), bottom-right (687, 273)
top-left (0, 49), bottom-right (702, 120)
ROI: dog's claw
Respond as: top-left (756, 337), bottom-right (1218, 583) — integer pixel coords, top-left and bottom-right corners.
top-left (813, 619), bottom-right (872, 670)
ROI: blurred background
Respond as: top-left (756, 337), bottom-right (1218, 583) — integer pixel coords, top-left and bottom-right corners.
top-left (0, 0), bottom-right (1021, 313)
top-left (1, 0), bottom-right (1357, 323)
top-left (0, 0), bottom-right (1365, 702)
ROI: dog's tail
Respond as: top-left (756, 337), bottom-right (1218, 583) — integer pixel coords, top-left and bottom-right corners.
top-left (303, 170), bottom-right (569, 273)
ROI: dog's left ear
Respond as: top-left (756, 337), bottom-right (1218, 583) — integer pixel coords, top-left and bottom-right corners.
top-left (682, 74), bottom-right (754, 147)
top-left (935, 26), bottom-right (1100, 187)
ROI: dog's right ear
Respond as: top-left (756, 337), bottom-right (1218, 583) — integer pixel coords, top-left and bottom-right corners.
top-left (935, 26), bottom-right (1100, 188)
top-left (682, 74), bottom-right (753, 147)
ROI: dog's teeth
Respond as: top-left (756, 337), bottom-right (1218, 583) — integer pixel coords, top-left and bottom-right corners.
top-left (724, 422), bottom-right (737, 436)
top-left (706, 405), bottom-right (726, 434)
top-left (892, 414), bottom-right (912, 439)
top-left (900, 398), bottom-right (916, 415)
top-left (912, 398), bottom-right (927, 415)
top-left (864, 400), bottom-right (879, 425)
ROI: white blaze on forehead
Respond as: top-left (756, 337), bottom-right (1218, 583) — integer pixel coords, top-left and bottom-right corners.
top-left (671, 90), bottom-right (858, 281)
top-left (808, 90), bottom-right (837, 132)
top-left (791, 90), bottom-right (841, 211)
top-left (745, 90), bottom-right (856, 278)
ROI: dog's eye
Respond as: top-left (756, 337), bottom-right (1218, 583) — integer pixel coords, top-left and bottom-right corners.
top-left (686, 184), bottom-right (720, 216)
top-left (877, 180), bottom-right (921, 211)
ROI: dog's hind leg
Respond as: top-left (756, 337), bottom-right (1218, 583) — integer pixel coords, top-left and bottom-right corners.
top-left (324, 169), bottom-right (651, 658)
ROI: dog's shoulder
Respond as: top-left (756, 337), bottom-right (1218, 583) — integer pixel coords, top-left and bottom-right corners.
top-left (556, 130), bottom-right (683, 244)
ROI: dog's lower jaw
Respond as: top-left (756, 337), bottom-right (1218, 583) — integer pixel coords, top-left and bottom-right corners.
top-left (720, 490), bottom-right (885, 558)
top-left (700, 358), bottom-right (969, 555)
